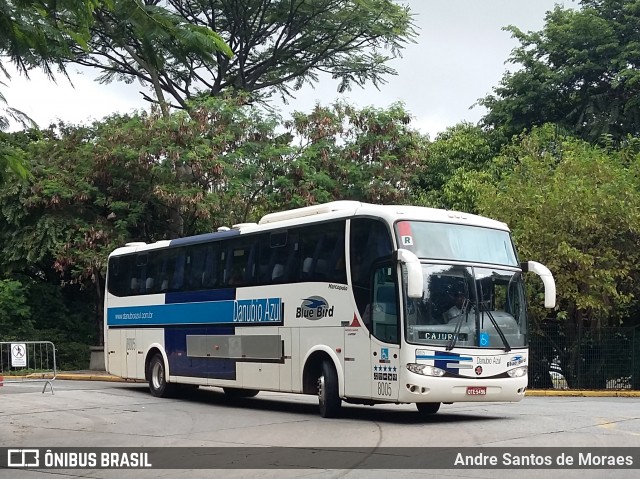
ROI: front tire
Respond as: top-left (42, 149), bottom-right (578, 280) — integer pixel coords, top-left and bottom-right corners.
top-left (318, 361), bottom-right (342, 418)
top-left (148, 354), bottom-right (176, 398)
top-left (416, 402), bottom-right (441, 415)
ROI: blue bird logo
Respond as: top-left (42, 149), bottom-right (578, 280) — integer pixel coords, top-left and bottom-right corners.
top-left (302, 297), bottom-right (327, 309)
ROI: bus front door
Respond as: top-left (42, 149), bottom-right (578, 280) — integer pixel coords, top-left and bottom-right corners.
top-left (369, 263), bottom-right (400, 401)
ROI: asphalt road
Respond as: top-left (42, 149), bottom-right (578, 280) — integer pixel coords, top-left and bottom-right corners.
top-left (1, 380), bottom-right (639, 479)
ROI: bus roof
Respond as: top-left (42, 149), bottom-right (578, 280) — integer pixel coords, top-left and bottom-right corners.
top-left (109, 202), bottom-right (509, 256)
top-left (256, 201), bottom-right (509, 233)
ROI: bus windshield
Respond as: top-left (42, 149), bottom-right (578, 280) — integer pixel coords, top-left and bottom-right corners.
top-left (395, 221), bottom-right (518, 266)
top-left (404, 264), bottom-right (527, 350)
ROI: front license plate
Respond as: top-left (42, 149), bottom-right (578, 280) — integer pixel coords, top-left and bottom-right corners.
top-left (466, 386), bottom-right (487, 396)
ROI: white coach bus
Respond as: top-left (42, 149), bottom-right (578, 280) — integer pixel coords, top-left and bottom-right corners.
top-left (104, 201), bottom-right (555, 417)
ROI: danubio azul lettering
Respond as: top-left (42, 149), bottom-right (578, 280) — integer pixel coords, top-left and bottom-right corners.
top-left (233, 298), bottom-right (282, 323)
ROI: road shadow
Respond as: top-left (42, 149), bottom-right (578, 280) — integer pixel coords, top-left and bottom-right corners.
top-left (114, 383), bottom-right (509, 424)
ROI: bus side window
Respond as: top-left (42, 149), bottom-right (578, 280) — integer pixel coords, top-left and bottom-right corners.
top-left (299, 221), bottom-right (345, 283)
top-left (257, 231), bottom-right (293, 284)
top-left (145, 251), bottom-right (159, 293)
top-left (371, 264), bottom-right (399, 344)
top-left (284, 235), bottom-right (300, 282)
top-left (108, 256), bottom-right (134, 297)
top-left (186, 245), bottom-right (207, 291)
top-left (171, 249), bottom-right (186, 290)
top-left (201, 245), bottom-right (218, 289)
top-left (350, 218), bottom-right (393, 323)
top-left (134, 253), bottom-right (148, 294)
top-left (223, 239), bottom-right (256, 287)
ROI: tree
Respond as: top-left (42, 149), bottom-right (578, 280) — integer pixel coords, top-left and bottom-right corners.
top-left (0, 0), bottom-right (105, 120)
top-left (477, 125), bottom-right (640, 387)
top-left (71, 0), bottom-right (416, 109)
top-left (1, 1), bottom-right (232, 119)
top-left (0, 1), bottom-right (101, 76)
top-left (272, 102), bottom-right (427, 209)
top-left (0, 1), bottom-right (107, 183)
top-left (412, 123), bottom-right (503, 212)
top-left (480, 125), bottom-right (640, 328)
top-left (479, 0), bottom-right (640, 142)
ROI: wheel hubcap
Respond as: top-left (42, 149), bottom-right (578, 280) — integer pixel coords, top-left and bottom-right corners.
top-left (318, 375), bottom-right (325, 404)
top-left (152, 362), bottom-right (163, 389)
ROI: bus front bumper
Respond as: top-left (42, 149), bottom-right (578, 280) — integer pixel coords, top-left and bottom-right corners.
top-left (398, 373), bottom-right (528, 403)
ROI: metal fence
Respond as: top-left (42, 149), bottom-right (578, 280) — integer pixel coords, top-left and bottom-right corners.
top-left (529, 322), bottom-right (639, 390)
top-left (0, 341), bottom-right (56, 394)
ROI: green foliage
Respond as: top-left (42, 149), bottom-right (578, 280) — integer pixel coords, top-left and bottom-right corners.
top-left (278, 102), bottom-right (427, 208)
top-left (0, 1), bottom-right (110, 183)
top-left (0, 1), bottom-right (104, 77)
top-left (73, 0), bottom-right (416, 109)
top-left (0, 279), bottom-right (34, 340)
top-left (480, 0), bottom-right (640, 142)
top-left (0, 132), bottom-right (30, 186)
top-left (478, 125), bottom-right (640, 329)
top-left (412, 123), bottom-right (502, 212)
top-left (0, 277), bottom-right (95, 369)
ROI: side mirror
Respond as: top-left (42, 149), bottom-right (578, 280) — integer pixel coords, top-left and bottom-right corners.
top-left (521, 261), bottom-right (556, 308)
top-left (397, 249), bottom-right (423, 298)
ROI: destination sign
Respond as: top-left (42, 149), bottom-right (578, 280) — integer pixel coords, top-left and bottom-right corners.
top-left (420, 331), bottom-right (468, 341)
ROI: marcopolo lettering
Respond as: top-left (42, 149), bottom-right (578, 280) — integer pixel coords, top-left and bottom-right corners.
top-left (296, 296), bottom-right (334, 320)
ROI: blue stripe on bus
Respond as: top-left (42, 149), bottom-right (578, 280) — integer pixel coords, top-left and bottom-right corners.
top-left (107, 302), bottom-right (233, 326)
top-left (107, 297), bottom-right (283, 326)
top-left (169, 229), bottom-right (240, 246)
top-left (166, 289), bottom-right (235, 304)
top-left (165, 326), bottom-right (236, 380)
top-left (415, 355), bottom-right (473, 361)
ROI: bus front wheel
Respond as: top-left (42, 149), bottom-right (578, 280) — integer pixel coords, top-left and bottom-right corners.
top-left (416, 402), bottom-right (441, 415)
top-left (148, 354), bottom-right (175, 398)
top-left (318, 361), bottom-right (342, 418)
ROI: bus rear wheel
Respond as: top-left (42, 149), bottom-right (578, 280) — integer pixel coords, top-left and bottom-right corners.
top-left (223, 387), bottom-right (259, 398)
top-left (318, 361), bottom-right (341, 418)
top-left (416, 402), bottom-right (441, 415)
top-left (148, 354), bottom-right (176, 398)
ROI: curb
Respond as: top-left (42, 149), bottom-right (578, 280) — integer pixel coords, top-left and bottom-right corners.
top-left (526, 389), bottom-right (640, 397)
top-left (24, 373), bottom-right (144, 383)
top-left (58, 374), bottom-right (144, 383)
top-left (20, 373), bottom-right (640, 396)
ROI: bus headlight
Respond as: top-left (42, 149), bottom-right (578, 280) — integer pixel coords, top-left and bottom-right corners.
top-left (406, 363), bottom-right (445, 377)
top-left (507, 366), bottom-right (528, 378)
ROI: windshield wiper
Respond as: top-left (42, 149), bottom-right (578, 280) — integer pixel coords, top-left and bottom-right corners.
top-left (479, 301), bottom-right (511, 352)
top-left (446, 299), bottom-right (469, 351)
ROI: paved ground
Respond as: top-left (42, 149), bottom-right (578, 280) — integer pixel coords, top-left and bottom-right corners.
top-left (11, 370), bottom-right (640, 397)
top-left (1, 377), bottom-right (639, 479)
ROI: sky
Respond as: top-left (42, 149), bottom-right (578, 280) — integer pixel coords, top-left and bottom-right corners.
top-left (4, 0), bottom-right (574, 139)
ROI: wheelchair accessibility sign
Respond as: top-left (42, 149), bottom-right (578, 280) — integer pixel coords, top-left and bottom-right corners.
top-left (479, 332), bottom-right (490, 347)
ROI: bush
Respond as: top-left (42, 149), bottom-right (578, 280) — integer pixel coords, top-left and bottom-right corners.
top-left (0, 278), bottom-right (96, 370)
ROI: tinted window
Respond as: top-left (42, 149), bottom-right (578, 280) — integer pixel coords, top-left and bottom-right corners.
top-left (299, 221), bottom-right (346, 283)
top-left (350, 218), bottom-right (392, 320)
